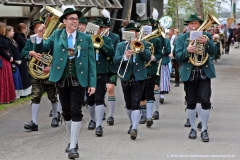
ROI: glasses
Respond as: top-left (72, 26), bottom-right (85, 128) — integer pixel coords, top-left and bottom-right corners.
top-left (65, 17), bottom-right (79, 21)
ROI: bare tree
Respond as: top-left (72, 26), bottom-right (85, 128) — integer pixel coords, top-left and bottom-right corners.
top-left (195, 0), bottom-right (204, 18)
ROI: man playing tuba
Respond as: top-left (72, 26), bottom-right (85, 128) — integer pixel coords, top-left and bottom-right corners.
top-left (21, 17), bottom-right (60, 132)
top-left (174, 14), bottom-right (217, 142)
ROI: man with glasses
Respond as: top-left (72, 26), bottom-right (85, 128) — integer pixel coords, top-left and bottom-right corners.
top-left (34, 7), bottom-right (96, 159)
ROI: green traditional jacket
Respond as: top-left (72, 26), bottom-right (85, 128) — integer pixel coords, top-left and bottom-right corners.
top-left (146, 37), bottom-right (162, 75)
top-left (158, 37), bottom-right (171, 65)
top-left (94, 36), bottom-right (114, 74)
top-left (107, 32), bottom-right (120, 73)
top-left (113, 41), bottom-right (151, 81)
top-left (21, 39), bottom-right (35, 60)
top-left (174, 32), bottom-right (217, 82)
top-left (33, 28), bottom-right (96, 88)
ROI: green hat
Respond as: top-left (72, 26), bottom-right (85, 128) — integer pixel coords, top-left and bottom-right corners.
top-left (79, 17), bottom-right (88, 24)
top-left (124, 23), bottom-right (140, 32)
top-left (91, 18), bottom-right (106, 28)
top-left (139, 19), bottom-right (151, 26)
top-left (184, 14), bottom-right (204, 25)
top-left (149, 18), bottom-right (160, 30)
top-left (102, 17), bottom-right (113, 26)
top-left (29, 17), bottom-right (45, 31)
top-left (59, 8), bottom-right (82, 23)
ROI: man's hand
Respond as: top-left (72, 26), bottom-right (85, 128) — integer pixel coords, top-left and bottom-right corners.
top-left (37, 24), bottom-right (46, 38)
top-left (196, 36), bottom-right (207, 44)
top-left (42, 67), bottom-right (50, 74)
top-left (125, 50), bottom-right (133, 59)
top-left (88, 87), bottom-right (96, 96)
top-left (29, 51), bottom-right (42, 60)
top-left (151, 55), bottom-right (155, 61)
top-left (187, 44), bottom-right (196, 53)
top-left (169, 53), bottom-right (174, 58)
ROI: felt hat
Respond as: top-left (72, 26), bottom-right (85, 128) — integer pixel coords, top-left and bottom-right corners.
top-left (29, 17), bottom-right (45, 31)
top-left (184, 14), bottom-right (204, 25)
top-left (124, 23), bottom-right (140, 32)
top-left (79, 17), bottom-right (88, 24)
top-left (91, 18), bottom-right (106, 28)
top-left (59, 7), bottom-right (82, 23)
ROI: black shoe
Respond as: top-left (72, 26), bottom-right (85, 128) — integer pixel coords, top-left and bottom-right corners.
top-left (68, 148), bottom-right (79, 159)
top-left (197, 121), bottom-right (202, 131)
top-left (160, 98), bottom-right (164, 104)
top-left (102, 112), bottom-right (106, 120)
top-left (189, 128), bottom-right (197, 139)
top-left (107, 116), bottom-right (114, 125)
top-left (146, 118), bottom-right (153, 128)
top-left (201, 130), bottom-right (209, 142)
top-left (24, 120), bottom-right (38, 131)
top-left (95, 125), bottom-right (103, 136)
top-left (49, 110), bottom-right (53, 117)
top-left (184, 118), bottom-right (191, 127)
top-left (82, 100), bottom-right (86, 106)
top-left (127, 125), bottom-right (132, 134)
top-left (139, 116), bottom-right (147, 124)
top-left (65, 143), bottom-right (78, 153)
top-left (129, 129), bottom-right (137, 140)
top-left (88, 120), bottom-right (96, 130)
top-left (175, 83), bottom-right (179, 87)
top-left (152, 111), bottom-right (159, 120)
top-left (51, 117), bottom-right (59, 127)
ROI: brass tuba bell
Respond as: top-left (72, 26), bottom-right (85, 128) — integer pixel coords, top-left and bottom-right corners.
top-left (28, 6), bottom-right (63, 79)
top-left (189, 12), bottom-right (220, 66)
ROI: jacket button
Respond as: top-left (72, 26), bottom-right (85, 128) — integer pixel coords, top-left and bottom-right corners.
top-left (60, 58), bottom-right (63, 61)
top-left (136, 63), bottom-right (138, 65)
top-left (98, 62), bottom-right (100, 64)
top-left (206, 65), bottom-right (208, 67)
top-left (79, 62), bottom-right (82, 65)
top-left (187, 68), bottom-right (189, 70)
top-left (62, 49), bottom-right (65, 52)
top-left (111, 62), bottom-right (112, 64)
top-left (81, 71), bottom-right (83, 74)
top-left (137, 70), bottom-right (140, 71)
top-left (57, 67), bottom-right (60, 69)
top-left (188, 60), bottom-right (190, 63)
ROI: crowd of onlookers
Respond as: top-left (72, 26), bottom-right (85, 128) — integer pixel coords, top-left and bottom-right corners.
top-left (0, 22), bottom-right (32, 104)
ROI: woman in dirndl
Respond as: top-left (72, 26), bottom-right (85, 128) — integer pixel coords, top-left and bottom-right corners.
top-left (6, 25), bottom-right (23, 99)
top-left (0, 22), bottom-right (16, 103)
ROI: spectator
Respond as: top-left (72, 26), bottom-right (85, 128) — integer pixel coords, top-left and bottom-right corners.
top-left (14, 23), bottom-right (32, 97)
top-left (0, 22), bottom-right (16, 103)
top-left (6, 25), bottom-right (23, 99)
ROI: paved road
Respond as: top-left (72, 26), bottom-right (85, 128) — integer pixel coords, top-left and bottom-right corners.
top-left (0, 46), bottom-right (240, 160)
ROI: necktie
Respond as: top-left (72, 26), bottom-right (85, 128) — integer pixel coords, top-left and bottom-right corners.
top-left (68, 34), bottom-right (73, 49)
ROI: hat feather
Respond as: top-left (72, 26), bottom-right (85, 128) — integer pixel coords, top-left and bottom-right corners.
top-left (61, 5), bottom-right (75, 12)
top-left (101, 8), bottom-right (110, 19)
top-left (152, 8), bottom-right (159, 20)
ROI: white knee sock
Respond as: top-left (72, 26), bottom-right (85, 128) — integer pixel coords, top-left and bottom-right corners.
top-left (160, 94), bottom-right (164, 99)
top-left (126, 109), bottom-right (132, 124)
top-left (154, 90), bottom-right (160, 111)
top-left (131, 110), bottom-right (141, 130)
top-left (31, 103), bottom-right (40, 124)
top-left (95, 105), bottom-right (105, 127)
top-left (65, 120), bottom-right (72, 139)
top-left (88, 105), bottom-right (96, 121)
top-left (57, 94), bottom-right (62, 112)
top-left (108, 96), bottom-right (115, 117)
top-left (187, 109), bottom-right (197, 130)
top-left (70, 121), bottom-right (82, 149)
top-left (201, 109), bottom-right (210, 132)
top-left (196, 103), bottom-right (202, 122)
top-left (146, 102), bottom-right (154, 119)
top-left (51, 103), bottom-right (58, 118)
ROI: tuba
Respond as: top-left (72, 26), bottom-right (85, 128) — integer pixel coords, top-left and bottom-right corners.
top-left (28, 6), bottom-right (63, 79)
top-left (189, 12), bottom-right (220, 66)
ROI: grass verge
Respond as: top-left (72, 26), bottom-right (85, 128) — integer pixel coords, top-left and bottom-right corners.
top-left (0, 96), bottom-right (32, 111)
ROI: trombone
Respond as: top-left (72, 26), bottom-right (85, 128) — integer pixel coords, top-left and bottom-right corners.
top-left (92, 28), bottom-right (110, 48)
top-left (117, 29), bottom-right (145, 78)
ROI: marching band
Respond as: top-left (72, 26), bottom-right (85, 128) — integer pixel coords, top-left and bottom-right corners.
top-left (2, 4), bottom-right (221, 159)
